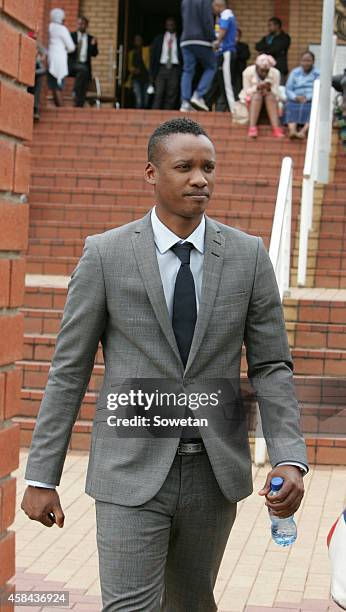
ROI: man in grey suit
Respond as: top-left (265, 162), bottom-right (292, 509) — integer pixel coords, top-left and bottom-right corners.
top-left (22, 117), bottom-right (307, 611)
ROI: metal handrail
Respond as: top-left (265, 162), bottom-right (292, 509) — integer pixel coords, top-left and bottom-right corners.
top-left (254, 157), bottom-right (293, 466)
top-left (297, 79), bottom-right (321, 287)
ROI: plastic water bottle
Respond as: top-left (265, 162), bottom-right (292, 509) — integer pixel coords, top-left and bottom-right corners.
top-left (269, 476), bottom-right (297, 547)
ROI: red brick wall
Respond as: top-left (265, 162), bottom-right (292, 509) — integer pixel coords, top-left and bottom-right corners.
top-left (0, 0), bottom-right (39, 607)
top-left (38, 0), bottom-right (80, 47)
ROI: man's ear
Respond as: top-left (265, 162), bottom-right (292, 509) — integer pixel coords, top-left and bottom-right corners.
top-left (145, 161), bottom-right (157, 185)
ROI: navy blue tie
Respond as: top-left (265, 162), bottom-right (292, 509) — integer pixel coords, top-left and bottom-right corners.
top-left (171, 242), bottom-right (197, 367)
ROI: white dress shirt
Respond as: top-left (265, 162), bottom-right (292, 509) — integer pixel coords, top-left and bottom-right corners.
top-left (26, 206), bottom-right (307, 488)
top-left (159, 32), bottom-right (179, 65)
top-left (77, 31), bottom-right (88, 63)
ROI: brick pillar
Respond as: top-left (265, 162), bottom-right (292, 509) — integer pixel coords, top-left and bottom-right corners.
top-left (0, 1), bottom-right (39, 609)
top-left (274, 0), bottom-right (290, 31)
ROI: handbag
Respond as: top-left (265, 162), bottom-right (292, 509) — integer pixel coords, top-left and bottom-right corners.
top-left (327, 509), bottom-right (346, 609)
top-left (232, 101), bottom-right (249, 125)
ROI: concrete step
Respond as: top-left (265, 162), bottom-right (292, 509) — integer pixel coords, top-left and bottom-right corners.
top-left (23, 333), bottom-right (104, 365)
top-left (286, 321), bottom-right (346, 350)
top-left (29, 199), bottom-right (294, 223)
top-left (284, 295), bottom-right (346, 324)
top-left (317, 233), bottom-right (346, 250)
top-left (291, 347), bottom-right (346, 376)
top-left (13, 414), bottom-right (94, 450)
top-left (314, 270), bottom-right (346, 289)
top-left (27, 192), bottom-right (301, 230)
top-left (33, 128), bottom-right (299, 147)
top-left (315, 251), bottom-right (346, 271)
top-left (321, 200), bottom-right (346, 214)
top-left (319, 216), bottom-right (346, 234)
top-left (23, 285), bottom-right (67, 310)
top-left (28, 220), bottom-right (273, 243)
top-left (31, 154), bottom-right (305, 176)
top-left (22, 308), bottom-right (63, 334)
top-left (30, 141), bottom-right (306, 163)
top-left (29, 180), bottom-right (303, 202)
top-left (30, 171), bottom-right (302, 197)
top-left (19, 387), bottom-right (98, 421)
top-left (17, 359), bottom-right (104, 393)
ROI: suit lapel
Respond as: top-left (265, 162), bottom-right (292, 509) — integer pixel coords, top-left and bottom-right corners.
top-left (131, 212), bottom-right (182, 366)
top-left (184, 216), bottom-right (225, 374)
top-left (131, 212), bottom-right (225, 375)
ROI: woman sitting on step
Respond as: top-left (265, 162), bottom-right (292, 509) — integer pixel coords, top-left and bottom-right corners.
top-left (239, 54), bottom-right (284, 139)
top-left (285, 50), bottom-right (320, 140)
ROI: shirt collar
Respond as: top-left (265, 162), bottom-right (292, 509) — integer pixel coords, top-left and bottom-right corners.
top-left (151, 205), bottom-right (205, 254)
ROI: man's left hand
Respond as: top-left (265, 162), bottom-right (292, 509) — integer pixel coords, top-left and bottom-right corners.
top-left (258, 465), bottom-right (305, 518)
top-left (91, 37), bottom-right (97, 45)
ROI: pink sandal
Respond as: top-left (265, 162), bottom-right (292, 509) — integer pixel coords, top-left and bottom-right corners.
top-left (272, 127), bottom-right (285, 138)
top-left (248, 126), bottom-right (258, 138)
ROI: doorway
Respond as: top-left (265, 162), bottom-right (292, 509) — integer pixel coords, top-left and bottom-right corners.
top-left (115, 0), bottom-right (182, 107)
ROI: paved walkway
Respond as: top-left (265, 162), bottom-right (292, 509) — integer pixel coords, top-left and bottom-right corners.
top-left (10, 450), bottom-right (346, 611)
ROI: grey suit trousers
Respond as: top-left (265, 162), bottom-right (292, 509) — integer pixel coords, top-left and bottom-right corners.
top-left (95, 449), bottom-right (237, 612)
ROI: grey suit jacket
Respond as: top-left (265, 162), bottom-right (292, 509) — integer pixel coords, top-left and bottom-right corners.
top-left (24, 211), bottom-right (308, 505)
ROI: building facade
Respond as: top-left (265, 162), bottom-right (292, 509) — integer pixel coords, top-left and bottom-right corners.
top-left (38, 0), bottom-right (346, 103)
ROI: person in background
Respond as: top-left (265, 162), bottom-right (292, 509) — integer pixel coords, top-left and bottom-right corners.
top-left (149, 18), bottom-right (182, 110)
top-left (212, 0), bottom-right (237, 114)
top-left (180, 0), bottom-right (216, 112)
top-left (332, 68), bottom-right (346, 150)
top-left (125, 35), bottom-right (150, 109)
top-left (255, 17), bottom-right (290, 83)
top-left (27, 31), bottom-right (47, 121)
top-left (47, 8), bottom-right (75, 107)
top-left (68, 16), bottom-right (98, 108)
top-left (239, 53), bottom-right (284, 139)
top-left (285, 51), bottom-right (320, 139)
top-left (231, 28), bottom-right (250, 100)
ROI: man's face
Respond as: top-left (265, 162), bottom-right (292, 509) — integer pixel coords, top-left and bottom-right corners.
top-left (145, 133), bottom-right (216, 220)
top-left (78, 18), bottom-right (87, 33)
top-left (212, 0), bottom-right (224, 16)
top-left (165, 19), bottom-right (176, 33)
top-left (134, 35), bottom-right (143, 48)
top-left (268, 20), bottom-right (279, 34)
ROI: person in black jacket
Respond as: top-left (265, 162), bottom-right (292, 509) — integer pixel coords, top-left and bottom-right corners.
top-left (255, 17), bottom-right (290, 82)
top-left (231, 28), bottom-right (250, 100)
top-left (68, 16), bottom-right (98, 107)
top-left (150, 18), bottom-right (183, 110)
top-left (180, 0), bottom-right (216, 112)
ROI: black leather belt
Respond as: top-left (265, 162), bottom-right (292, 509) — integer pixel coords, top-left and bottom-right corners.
top-left (177, 438), bottom-right (206, 455)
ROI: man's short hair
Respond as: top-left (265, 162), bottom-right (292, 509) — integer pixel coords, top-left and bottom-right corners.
top-left (78, 15), bottom-right (89, 25)
top-left (269, 17), bottom-right (282, 28)
top-left (147, 117), bottom-right (211, 165)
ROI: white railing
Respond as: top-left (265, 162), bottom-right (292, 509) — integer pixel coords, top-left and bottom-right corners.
top-left (254, 157), bottom-right (293, 466)
top-left (297, 79), bottom-right (321, 287)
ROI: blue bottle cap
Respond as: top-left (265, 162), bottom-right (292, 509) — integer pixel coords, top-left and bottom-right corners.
top-left (271, 476), bottom-right (284, 491)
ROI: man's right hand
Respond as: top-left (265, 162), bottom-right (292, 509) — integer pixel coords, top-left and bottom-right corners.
top-left (21, 486), bottom-right (65, 528)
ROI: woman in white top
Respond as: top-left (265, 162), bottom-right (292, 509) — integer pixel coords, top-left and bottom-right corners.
top-left (239, 54), bottom-right (284, 139)
top-left (47, 8), bottom-right (75, 106)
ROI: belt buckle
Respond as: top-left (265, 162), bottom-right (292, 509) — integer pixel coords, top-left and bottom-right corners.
top-left (177, 441), bottom-right (204, 455)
